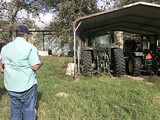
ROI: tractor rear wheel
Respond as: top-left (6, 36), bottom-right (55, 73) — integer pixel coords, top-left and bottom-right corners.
top-left (112, 48), bottom-right (126, 76)
top-left (81, 50), bottom-right (93, 76)
top-left (128, 57), bottom-right (141, 76)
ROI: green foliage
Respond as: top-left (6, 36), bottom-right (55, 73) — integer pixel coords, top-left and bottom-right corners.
top-left (0, 56), bottom-right (160, 120)
top-left (0, 20), bottom-right (13, 43)
top-left (48, 0), bottom-right (99, 42)
top-left (118, 0), bottom-right (160, 40)
top-left (121, 0), bottom-right (160, 6)
top-left (0, 0), bottom-right (43, 43)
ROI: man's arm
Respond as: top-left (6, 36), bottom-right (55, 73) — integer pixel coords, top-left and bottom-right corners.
top-left (0, 60), bottom-right (4, 73)
top-left (31, 61), bottom-right (43, 71)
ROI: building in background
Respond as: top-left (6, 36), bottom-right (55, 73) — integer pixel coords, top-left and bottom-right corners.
top-left (29, 32), bottom-right (71, 56)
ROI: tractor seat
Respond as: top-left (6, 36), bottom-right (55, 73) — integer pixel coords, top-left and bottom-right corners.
top-left (143, 49), bottom-right (150, 54)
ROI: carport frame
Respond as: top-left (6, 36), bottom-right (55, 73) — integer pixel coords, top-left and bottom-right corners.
top-left (73, 2), bottom-right (160, 76)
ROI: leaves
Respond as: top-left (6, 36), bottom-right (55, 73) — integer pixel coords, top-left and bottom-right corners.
top-left (121, 0), bottom-right (160, 6)
top-left (0, 0), bottom-right (44, 43)
top-left (48, 0), bottom-right (98, 42)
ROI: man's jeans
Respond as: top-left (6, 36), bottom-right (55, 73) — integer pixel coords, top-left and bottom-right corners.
top-left (8, 84), bottom-right (37, 120)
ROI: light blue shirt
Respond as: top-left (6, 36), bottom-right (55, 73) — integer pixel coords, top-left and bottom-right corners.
top-left (1, 37), bottom-right (40, 92)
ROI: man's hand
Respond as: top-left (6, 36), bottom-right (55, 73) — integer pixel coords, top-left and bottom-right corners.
top-left (31, 61), bottom-right (43, 71)
top-left (0, 60), bottom-right (4, 73)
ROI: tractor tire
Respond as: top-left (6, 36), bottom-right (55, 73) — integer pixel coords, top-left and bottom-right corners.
top-left (112, 48), bottom-right (126, 76)
top-left (128, 57), bottom-right (141, 76)
top-left (81, 50), bottom-right (93, 76)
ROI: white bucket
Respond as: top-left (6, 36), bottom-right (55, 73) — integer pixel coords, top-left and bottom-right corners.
top-left (66, 63), bottom-right (75, 75)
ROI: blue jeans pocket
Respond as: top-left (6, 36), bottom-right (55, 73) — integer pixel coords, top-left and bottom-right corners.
top-left (8, 85), bottom-right (37, 120)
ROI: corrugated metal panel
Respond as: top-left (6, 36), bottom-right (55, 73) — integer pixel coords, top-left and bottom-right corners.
top-left (74, 2), bottom-right (160, 39)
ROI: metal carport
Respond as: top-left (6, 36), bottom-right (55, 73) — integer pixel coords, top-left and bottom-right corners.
top-left (73, 2), bottom-right (160, 75)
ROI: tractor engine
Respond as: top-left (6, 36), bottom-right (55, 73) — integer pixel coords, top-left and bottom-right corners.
top-left (81, 32), bottom-right (126, 76)
top-left (93, 48), bottom-right (110, 73)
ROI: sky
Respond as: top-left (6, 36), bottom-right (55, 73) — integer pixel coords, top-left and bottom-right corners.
top-left (30, 13), bottom-right (54, 29)
top-left (2, 0), bottom-right (54, 29)
top-left (34, 0), bottom-right (111, 28)
top-left (97, 0), bottom-right (120, 10)
top-left (17, 9), bottom-right (54, 29)
top-left (2, 0), bottom-right (118, 29)
top-left (97, 0), bottom-right (106, 9)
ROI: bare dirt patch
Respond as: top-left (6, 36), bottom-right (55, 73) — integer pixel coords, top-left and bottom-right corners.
top-left (56, 92), bottom-right (69, 98)
top-left (126, 75), bottom-right (154, 85)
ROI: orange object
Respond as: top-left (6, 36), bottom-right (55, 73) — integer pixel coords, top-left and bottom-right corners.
top-left (114, 44), bottom-right (120, 48)
top-left (145, 53), bottom-right (153, 59)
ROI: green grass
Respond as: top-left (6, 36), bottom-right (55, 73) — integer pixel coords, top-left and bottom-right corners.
top-left (0, 56), bottom-right (160, 120)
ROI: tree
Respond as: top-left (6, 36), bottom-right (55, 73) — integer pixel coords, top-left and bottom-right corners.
top-left (0, 0), bottom-right (43, 42)
top-left (118, 0), bottom-right (160, 42)
top-left (120, 0), bottom-right (160, 6)
top-left (100, 0), bottom-right (160, 10)
top-left (0, 20), bottom-right (10, 43)
top-left (98, 0), bottom-right (121, 10)
top-left (46, 0), bottom-right (99, 42)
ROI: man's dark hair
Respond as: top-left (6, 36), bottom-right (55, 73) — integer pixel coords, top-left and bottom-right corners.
top-left (16, 32), bottom-right (25, 37)
top-left (16, 25), bottom-right (31, 37)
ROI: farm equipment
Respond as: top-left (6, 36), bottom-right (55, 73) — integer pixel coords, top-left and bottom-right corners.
top-left (81, 32), bottom-right (126, 76)
top-left (124, 36), bottom-right (160, 76)
top-left (73, 2), bottom-right (160, 77)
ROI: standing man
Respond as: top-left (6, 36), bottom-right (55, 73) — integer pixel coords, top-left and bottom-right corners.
top-left (0, 25), bottom-right (43, 120)
top-left (0, 52), bottom-right (3, 73)
top-left (0, 46), bottom-right (3, 72)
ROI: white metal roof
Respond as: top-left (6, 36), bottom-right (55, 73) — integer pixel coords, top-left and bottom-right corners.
top-left (73, 2), bottom-right (160, 39)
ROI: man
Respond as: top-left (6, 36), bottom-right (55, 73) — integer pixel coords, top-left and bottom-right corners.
top-left (0, 53), bottom-right (3, 72)
top-left (0, 25), bottom-right (43, 120)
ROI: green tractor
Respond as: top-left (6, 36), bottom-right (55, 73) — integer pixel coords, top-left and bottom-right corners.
top-left (124, 35), bottom-right (160, 76)
top-left (81, 31), bottom-right (126, 76)
top-left (73, 2), bottom-right (160, 77)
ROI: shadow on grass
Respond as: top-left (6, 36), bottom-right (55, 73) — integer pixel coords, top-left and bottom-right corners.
top-left (36, 92), bottom-right (43, 120)
top-left (0, 87), bottom-right (6, 100)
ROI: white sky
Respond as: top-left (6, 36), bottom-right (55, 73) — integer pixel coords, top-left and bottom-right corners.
top-left (1, 0), bottom-right (11, 2)
top-left (17, 9), bottom-right (54, 29)
top-left (97, 0), bottom-right (105, 9)
top-left (31, 13), bottom-right (54, 29)
top-left (2, 0), bottom-right (117, 28)
top-left (2, 0), bottom-right (54, 29)
top-left (97, 0), bottom-right (120, 10)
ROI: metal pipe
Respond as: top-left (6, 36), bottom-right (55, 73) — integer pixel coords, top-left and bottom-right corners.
top-left (73, 22), bottom-right (81, 79)
top-left (74, 31), bottom-right (76, 65)
top-left (77, 40), bottom-right (81, 73)
top-left (43, 33), bottom-right (45, 50)
top-left (74, 22), bottom-right (81, 65)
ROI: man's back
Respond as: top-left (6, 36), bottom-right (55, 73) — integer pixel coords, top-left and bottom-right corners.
top-left (0, 25), bottom-right (43, 120)
top-left (1, 37), bottom-right (40, 92)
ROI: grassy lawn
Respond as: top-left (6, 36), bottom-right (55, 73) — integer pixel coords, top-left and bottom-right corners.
top-left (0, 56), bottom-right (160, 120)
